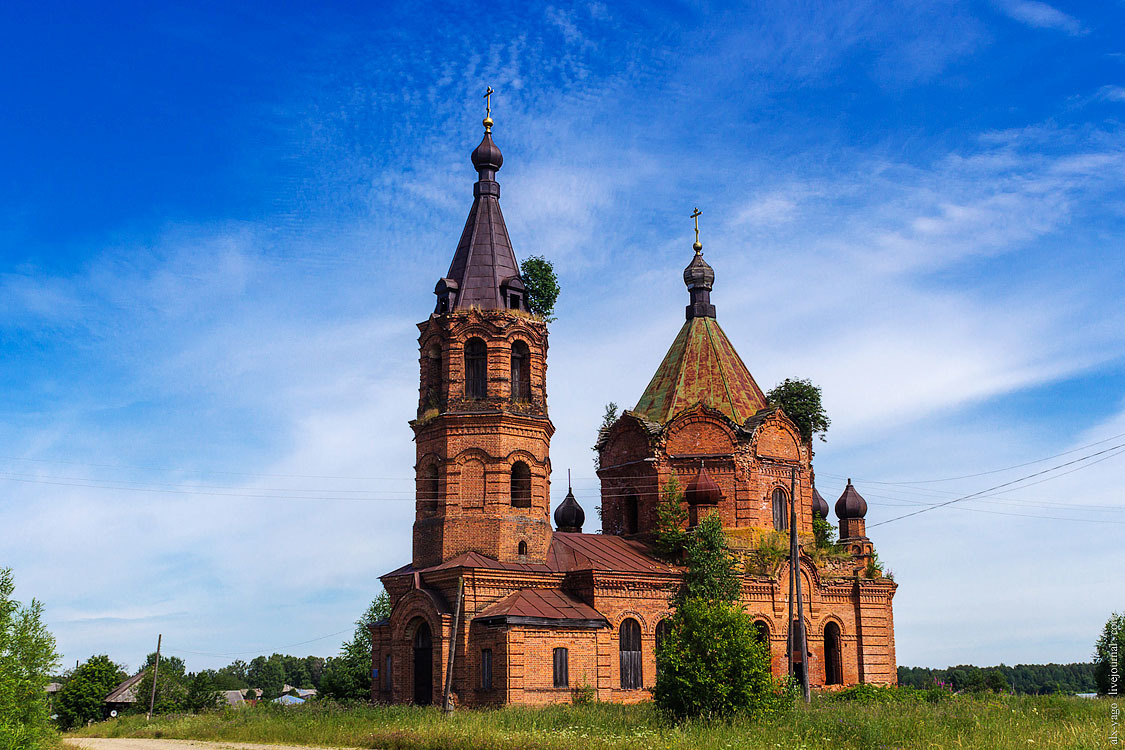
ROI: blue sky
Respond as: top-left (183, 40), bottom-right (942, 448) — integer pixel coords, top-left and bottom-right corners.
top-left (2, 0), bottom-right (1123, 674)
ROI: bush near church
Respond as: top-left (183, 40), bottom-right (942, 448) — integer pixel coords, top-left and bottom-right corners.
top-left (654, 514), bottom-right (793, 719)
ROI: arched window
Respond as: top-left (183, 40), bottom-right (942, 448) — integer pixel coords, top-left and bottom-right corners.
top-left (511, 461), bottom-right (532, 508)
top-left (624, 493), bottom-right (639, 534)
top-left (824, 622), bottom-right (843, 686)
top-left (772, 488), bottom-right (788, 531)
top-left (419, 465), bottom-right (439, 514)
top-left (412, 621), bottom-right (433, 705)
top-left (517, 540), bottom-right (528, 558)
top-left (619, 618), bottom-right (642, 689)
top-left (510, 341), bottom-right (531, 401)
top-left (753, 620), bottom-right (770, 645)
top-left (465, 338), bottom-right (487, 399)
top-left (424, 343), bottom-right (442, 406)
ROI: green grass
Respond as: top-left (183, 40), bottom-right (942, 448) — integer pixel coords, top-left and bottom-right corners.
top-left (68, 693), bottom-right (1108, 750)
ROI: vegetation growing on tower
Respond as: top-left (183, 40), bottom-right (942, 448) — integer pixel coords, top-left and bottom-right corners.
top-left (520, 255), bottom-right (560, 321)
top-left (766, 378), bottom-right (830, 444)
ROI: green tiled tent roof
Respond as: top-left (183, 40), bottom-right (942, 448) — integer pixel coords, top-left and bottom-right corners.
top-left (634, 317), bottom-right (768, 426)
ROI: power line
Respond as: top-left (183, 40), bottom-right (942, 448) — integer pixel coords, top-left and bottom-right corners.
top-left (165, 628), bottom-right (354, 659)
top-left (839, 430), bottom-right (1125, 485)
top-left (867, 441), bottom-right (1125, 529)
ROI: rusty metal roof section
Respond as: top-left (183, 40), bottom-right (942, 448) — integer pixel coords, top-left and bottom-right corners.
top-left (435, 125), bottom-right (528, 313)
top-left (474, 588), bottom-right (608, 628)
top-left (633, 316), bottom-right (768, 426)
top-left (548, 532), bottom-right (678, 574)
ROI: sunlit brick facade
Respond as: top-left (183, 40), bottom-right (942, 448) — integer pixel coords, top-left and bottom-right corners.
top-left (369, 117), bottom-right (897, 707)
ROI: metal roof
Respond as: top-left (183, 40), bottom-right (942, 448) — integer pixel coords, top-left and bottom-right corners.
top-left (633, 317), bottom-right (768, 426)
top-left (474, 587), bottom-right (608, 628)
top-left (439, 130), bottom-right (527, 312)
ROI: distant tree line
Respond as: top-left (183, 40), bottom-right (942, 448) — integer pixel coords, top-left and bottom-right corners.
top-left (898, 663), bottom-right (1096, 695)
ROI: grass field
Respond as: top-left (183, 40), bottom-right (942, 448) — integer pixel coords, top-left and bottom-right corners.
top-left (69, 693), bottom-right (1108, 750)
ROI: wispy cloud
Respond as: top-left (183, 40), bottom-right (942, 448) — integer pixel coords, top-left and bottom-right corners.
top-left (994, 0), bottom-right (1086, 35)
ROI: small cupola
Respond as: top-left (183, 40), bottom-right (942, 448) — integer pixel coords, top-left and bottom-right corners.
top-left (553, 471), bottom-right (585, 533)
top-left (684, 208), bottom-right (716, 320)
top-left (835, 478), bottom-right (869, 540)
top-left (813, 486), bottom-right (830, 519)
top-left (685, 463), bottom-right (722, 505)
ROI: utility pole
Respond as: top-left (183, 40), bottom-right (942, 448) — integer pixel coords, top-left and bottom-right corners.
top-left (442, 577), bottom-right (464, 716)
top-left (146, 634), bottom-right (161, 720)
top-left (791, 467), bottom-right (810, 703)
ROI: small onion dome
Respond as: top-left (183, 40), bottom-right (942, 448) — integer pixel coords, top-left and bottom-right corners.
top-left (471, 132), bottom-right (503, 174)
top-left (813, 487), bottom-right (829, 518)
top-left (684, 464), bottom-right (722, 505)
top-left (554, 486), bottom-right (585, 533)
top-left (834, 478), bottom-right (868, 520)
top-left (683, 250), bottom-right (715, 291)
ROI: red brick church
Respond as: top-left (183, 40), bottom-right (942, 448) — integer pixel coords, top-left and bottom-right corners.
top-left (369, 113), bottom-right (898, 706)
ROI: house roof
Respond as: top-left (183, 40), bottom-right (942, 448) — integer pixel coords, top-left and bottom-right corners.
top-left (633, 316), bottom-right (768, 426)
top-left (475, 588), bottom-right (608, 628)
top-left (105, 670), bottom-right (146, 704)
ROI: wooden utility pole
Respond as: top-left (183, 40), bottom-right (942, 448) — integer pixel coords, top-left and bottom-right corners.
top-left (786, 522), bottom-right (795, 681)
top-left (442, 577), bottom-right (464, 715)
top-left (791, 467), bottom-right (811, 703)
top-left (146, 634), bottom-right (161, 720)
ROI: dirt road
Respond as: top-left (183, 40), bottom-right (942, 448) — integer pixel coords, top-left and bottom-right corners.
top-left (64, 739), bottom-right (360, 750)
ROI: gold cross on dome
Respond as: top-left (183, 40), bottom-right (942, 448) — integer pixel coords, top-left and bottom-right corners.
top-left (483, 86), bottom-right (494, 132)
top-left (690, 207), bottom-right (703, 251)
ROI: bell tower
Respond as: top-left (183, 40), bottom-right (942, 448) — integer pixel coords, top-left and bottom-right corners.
top-left (411, 97), bottom-right (554, 569)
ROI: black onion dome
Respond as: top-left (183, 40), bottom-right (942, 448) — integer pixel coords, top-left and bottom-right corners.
top-left (683, 251), bottom-right (715, 291)
top-left (835, 479), bottom-right (868, 520)
top-left (471, 132), bottom-right (503, 174)
top-left (685, 464), bottom-right (722, 505)
top-left (813, 487), bottom-right (829, 518)
top-left (554, 486), bottom-right (585, 533)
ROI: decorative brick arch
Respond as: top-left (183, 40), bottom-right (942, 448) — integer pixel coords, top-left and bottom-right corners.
top-left (613, 610), bottom-right (650, 633)
top-left (664, 406), bottom-right (738, 456)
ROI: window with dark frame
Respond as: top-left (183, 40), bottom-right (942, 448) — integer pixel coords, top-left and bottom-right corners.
top-left (510, 340), bottom-right (531, 401)
top-left (553, 647), bottom-right (569, 688)
top-left (465, 338), bottom-right (487, 399)
top-left (481, 648), bottom-right (493, 690)
top-left (619, 618), bottom-right (642, 689)
top-left (384, 653), bottom-right (392, 692)
top-left (510, 461), bottom-right (532, 507)
top-left (624, 493), bottom-right (639, 534)
top-left (772, 487), bottom-right (788, 531)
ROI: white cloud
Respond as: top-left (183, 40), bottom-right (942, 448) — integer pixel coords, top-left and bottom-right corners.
top-left (995, 0), bottom-right (1086, 35)
top-left (1098, 85), bottom-right (1125, 102)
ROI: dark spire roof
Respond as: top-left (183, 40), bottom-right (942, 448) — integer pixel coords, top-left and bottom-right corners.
top-left (813, 486), bottom-right (829, 518)
top-left (835, 479), bottom-right (868, 520)
top-left (434, 119), bottom-right (528, 313)
top-left (684, 462), bottom-right (722, 505)
top-left (553, 472), bottom-right (585, 533)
